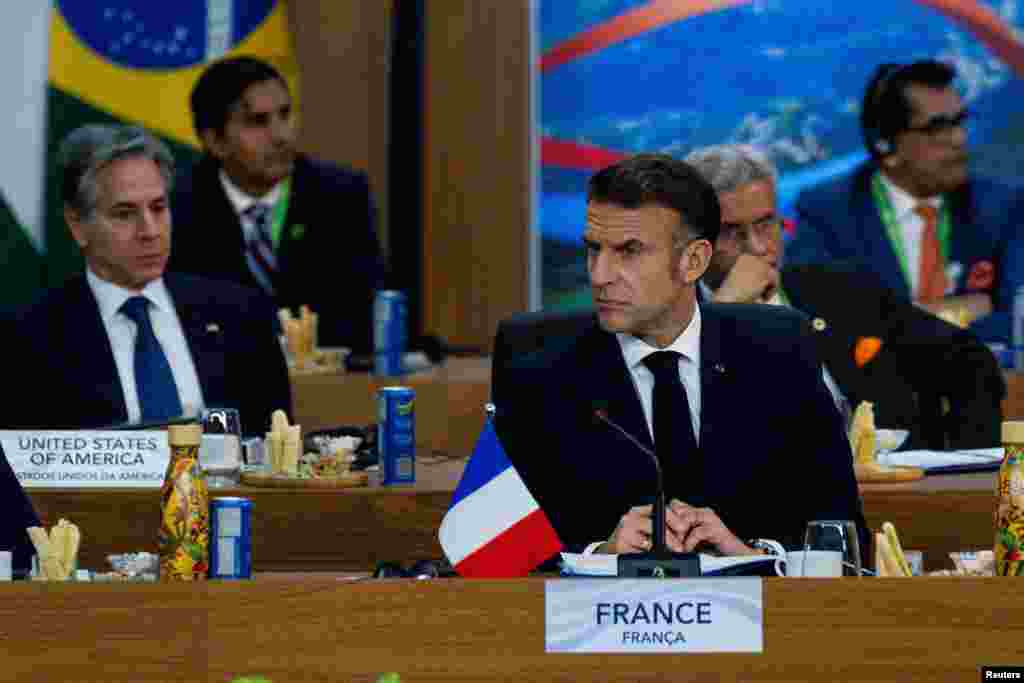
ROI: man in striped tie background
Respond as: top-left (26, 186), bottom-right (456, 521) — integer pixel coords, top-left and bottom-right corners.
top-left (168, 56), bottom-right (384, 353)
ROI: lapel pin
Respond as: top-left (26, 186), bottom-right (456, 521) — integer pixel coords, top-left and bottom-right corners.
top-left (812, 317), bottom-right (827, 332)
top-left (713, 363), bottom-right (726, 374)
top-left (206, 322), bottom-right (221, 334)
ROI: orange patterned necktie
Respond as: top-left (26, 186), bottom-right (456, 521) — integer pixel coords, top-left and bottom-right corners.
top-left (914, 203), bottom-right (948, 302)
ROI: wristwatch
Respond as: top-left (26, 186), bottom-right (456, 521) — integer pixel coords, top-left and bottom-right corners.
top-left (748, 538), bottom-right (785, 557)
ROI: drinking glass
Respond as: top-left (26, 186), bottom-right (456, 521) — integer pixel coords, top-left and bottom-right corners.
top-left (802, 520), bottom-right (861, 577)
top-left (200, 408), bottom-right (243, 487)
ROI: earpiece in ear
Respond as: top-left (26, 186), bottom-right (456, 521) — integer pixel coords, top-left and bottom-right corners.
top-left (874, 139), bottom-right (891, 155)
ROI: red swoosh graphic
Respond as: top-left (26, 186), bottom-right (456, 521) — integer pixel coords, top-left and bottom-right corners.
top-left (915, 0), bottom-right (1024, 76)
top-left (541, 138), bottom-right (628, 171)
top-left (541, 0), bottom-right (1024, 169)
top-left (540, 0), bottom-right (751, 72)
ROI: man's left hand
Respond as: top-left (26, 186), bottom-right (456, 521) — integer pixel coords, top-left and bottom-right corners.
top-left (666, 500), bottom-right (759, 556)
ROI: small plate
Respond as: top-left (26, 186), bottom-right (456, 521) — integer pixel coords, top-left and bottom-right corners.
top-left (876, 429), bottom-right (910, 453)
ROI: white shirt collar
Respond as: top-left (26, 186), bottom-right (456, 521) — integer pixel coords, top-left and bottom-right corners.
top-left (219, 169), bottom-right (284, 215)
top-left (86, 268), bottom-right (175, 325)
top-left (878, 172), bottom-right (942, 221)
top-left (616, 305), bottom-right (701, 370)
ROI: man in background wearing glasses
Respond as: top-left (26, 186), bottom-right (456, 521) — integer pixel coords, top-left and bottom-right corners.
top-left (688, 143), bottom-right (1003, 450)
top-left (786, 59), bottom-right (1024, 347)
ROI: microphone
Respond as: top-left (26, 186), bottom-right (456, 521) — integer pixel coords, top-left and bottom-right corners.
top-left (592, 404), bottom-right (699, 578)
top-left (593, 408), bottom-right (667, 556)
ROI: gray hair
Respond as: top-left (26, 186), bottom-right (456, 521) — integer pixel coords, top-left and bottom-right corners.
top-left (58, 124), bottom-right (175, 220)
top-left (683, 144), bottom-right (777, 195)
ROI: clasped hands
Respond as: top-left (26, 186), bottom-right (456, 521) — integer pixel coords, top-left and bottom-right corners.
top-left (599, 500), bottom-right (759, 557)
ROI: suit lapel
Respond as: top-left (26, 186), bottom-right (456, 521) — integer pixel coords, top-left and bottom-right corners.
top-left (697, 303), bottom-right (728, 454)
top-left (576, 321), bottom-right (654, 453)
top-left (67, 279), bottom-right (128, 424)
top-left (946, 182), bottom-right (980, 290)
top-left (275, 158), bottom-right (310, 288)
top-left (854, 171), bottom-right (912, 299)
top-left (164, 274), bottom-right (228, 406)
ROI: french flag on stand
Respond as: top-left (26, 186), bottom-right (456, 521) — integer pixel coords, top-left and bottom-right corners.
top-left (439, 415), bottom-right (562, 577)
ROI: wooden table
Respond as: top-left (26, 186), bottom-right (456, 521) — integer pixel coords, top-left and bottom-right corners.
top-left (1004, 370), bottom-right (1024, 418)
top-left (2, 577), bottom-right (1021, 682)
top-left (290, 356), bottom-right (491, 459)
top-left (860, 472), bottom-right (996, 570)
top-left (29, 456), bottom-right (465, 573)
top-left (30, 458), bottom-right (998, 573)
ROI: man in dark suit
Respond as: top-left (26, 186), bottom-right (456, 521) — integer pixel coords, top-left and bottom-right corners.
top-left (168, 56), bottom-right (383, 351)
top-left (492, 155), bottom-right (866, 558)
top-left (687, 143), bottom-right (1004, 450)
top-left (4, 124), bottom-right (290, 438)
top-left (0, 445), bottom-right (41, 574)
top-left (786, 59), bottom-right (1024, 345)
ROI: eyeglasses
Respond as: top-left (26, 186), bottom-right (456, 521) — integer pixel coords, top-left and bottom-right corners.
top-left (903, 108), bottom-right (969, 136)
top-left (718, 216), bottom-right (782, 247)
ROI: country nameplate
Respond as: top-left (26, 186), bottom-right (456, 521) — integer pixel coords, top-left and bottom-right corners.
top-left (545, 578), bottom-right (763, 653)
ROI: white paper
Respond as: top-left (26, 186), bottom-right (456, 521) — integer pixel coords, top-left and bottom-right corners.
top-left (878, 447), bottom-right (1001, 470)
top-left (559, 553), bottom-right (783, 577)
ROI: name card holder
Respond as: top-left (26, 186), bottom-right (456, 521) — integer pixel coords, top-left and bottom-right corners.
top-left (545, 578), bottom-right (763, 653)
top-left (1, 430), bottom-right (171, 488)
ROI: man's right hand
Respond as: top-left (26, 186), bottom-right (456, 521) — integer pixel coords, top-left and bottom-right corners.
top-left (597, 504), bottom-right (687, 554)
top-left (712, 254), bottom-right (779, 304)
top-left (598, 505), bottom-right (654, 554)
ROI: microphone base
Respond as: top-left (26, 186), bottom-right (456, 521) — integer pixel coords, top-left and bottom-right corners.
top-left (617, 552), bottom-right (701, 578)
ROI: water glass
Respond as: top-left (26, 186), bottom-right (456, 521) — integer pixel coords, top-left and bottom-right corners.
top-left (200, 408), bottom-right (243, 487)
top-left (803, 520), bottom-right (861, 577)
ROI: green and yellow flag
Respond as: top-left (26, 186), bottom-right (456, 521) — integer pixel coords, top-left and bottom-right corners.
top-left (44, 1), bottom-right (299, 289)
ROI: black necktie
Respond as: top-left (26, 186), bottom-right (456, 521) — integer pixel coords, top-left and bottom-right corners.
top-left (642, 350), bottom-right (699, 499)
top-left (120, 296), bottom-right (183, 421)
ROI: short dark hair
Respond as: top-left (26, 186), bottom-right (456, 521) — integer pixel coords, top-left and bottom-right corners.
top-left (860, 59), bottom-right (957, 160)
top-left (190, 56), bottom-right (288, 137)
top-left (587, 154), bottom-right (721, 245)
top-left (58, 124), bottom-right (174, 220)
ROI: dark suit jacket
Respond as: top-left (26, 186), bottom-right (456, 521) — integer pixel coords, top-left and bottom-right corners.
top-left (169, 154), bottom-right (384, 351)
top-left (3, 272), bottom-right (290, 438)
top-left (0, 445), bottom-right (40, 572)
top-left (787, 163), bottom-right (1024, 344)
top-left (492, 303), bottom-right (867, 557)
top-left (781, 262), bottom-right (1005, 450)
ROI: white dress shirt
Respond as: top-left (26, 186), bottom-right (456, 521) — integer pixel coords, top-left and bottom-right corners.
top-left (877, 172), bottom-right (943, 298)
top-left (219, 170), bottom-right (284, 243)
top-left (86, 269), bottom-right (205, 423)
top-left (615, 306), bottom-right (702, 445)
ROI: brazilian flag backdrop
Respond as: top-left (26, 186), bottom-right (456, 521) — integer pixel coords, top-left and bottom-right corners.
top-left (44, 1), bottom-right (299, 289)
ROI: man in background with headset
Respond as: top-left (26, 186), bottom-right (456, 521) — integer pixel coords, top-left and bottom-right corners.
top-left (787, 59), bottom-right (1024, 346)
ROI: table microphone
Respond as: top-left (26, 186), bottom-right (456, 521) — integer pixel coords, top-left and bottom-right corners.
top-left (592, 404), bottom-right (700, 578)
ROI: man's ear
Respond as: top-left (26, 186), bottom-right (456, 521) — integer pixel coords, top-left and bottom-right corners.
top-left (680, 238), bottom-right (712, 284)
top-left (64, 206), bottom-right (88, 249)
top-left (199, 129), bottom-right (225, 161)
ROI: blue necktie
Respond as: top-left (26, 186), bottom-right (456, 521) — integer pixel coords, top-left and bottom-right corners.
top-left (120, 296), bottom-right (183, 421)
top-left (243, 202), bottom-right (277, 295)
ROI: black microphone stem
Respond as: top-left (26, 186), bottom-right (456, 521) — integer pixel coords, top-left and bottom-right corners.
top-left (594, 409), bottom-right (668, 556)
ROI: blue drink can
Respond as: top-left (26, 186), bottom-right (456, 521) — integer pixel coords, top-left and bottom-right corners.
top-left (374, 290), bottom-right (407, 376)
top-left (378, 387), bottom-right (416, 485)
top-left (208, 497), bottom-right (252, 579)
